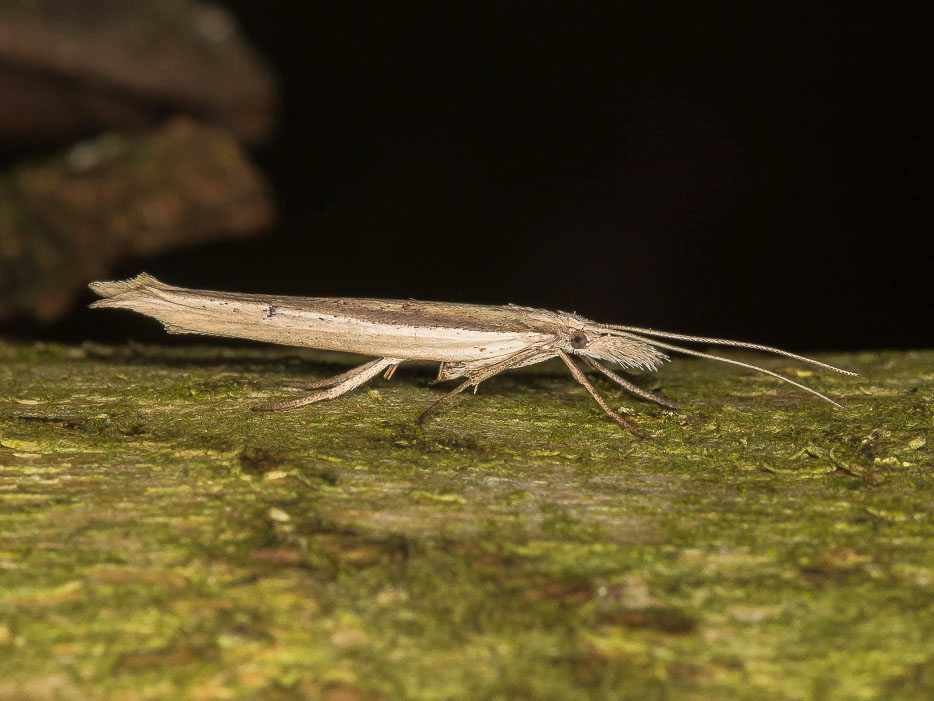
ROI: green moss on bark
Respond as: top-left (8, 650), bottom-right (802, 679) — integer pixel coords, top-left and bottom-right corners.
top-left (0, 341), bottom-right (931, 699)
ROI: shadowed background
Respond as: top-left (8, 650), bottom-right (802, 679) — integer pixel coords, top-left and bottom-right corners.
top-left (1, 3), bottom-right (927, 350)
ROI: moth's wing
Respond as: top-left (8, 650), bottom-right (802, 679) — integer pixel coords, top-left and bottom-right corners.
top-left (90, 274), bottom-right (564, 335)
top-left (279, 297), bottom-right (564, 334)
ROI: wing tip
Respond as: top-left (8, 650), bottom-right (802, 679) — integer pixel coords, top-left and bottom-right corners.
top-left (88, 273), bottom-right (166, 304)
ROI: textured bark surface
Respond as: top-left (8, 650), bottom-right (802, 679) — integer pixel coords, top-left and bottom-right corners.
top-left (0, 119), bottom-right (273, 322)
top-left (0, 0), bottom-right (275, 144)
top-left (0, 341), bottom-right (931, 699)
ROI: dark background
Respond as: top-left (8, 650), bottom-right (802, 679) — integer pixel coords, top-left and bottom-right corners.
top-left (10, 4), bottom-right (930, 350)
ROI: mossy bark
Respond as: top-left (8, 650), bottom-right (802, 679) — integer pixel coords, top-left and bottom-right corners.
top-left (0, 341), bottom-right (931, 700)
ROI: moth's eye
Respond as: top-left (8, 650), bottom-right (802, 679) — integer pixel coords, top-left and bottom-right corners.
top-left (570, 332), bottom-right (588, 349)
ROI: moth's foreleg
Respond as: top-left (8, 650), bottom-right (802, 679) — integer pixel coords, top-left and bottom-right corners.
top-left (580, 356), bottom-right (680, 411)
top-left (253, 358), bottom-right (400, 412)
top-left (558, 351), bottom-right (649, 439)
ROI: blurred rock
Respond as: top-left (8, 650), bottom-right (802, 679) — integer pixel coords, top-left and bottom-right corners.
top-left (0, 118), bottom-right (274, 322)
top-left (0, 0), bottom-right (276, 145)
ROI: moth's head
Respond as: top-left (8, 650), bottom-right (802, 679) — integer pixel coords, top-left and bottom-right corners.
top-left (559, 319), bottom-right (668, 371)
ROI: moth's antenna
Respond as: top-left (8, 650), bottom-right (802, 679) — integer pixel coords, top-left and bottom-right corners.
top-left (619, 334), bottom-right (844, 408)
top-left (606, 325), bottom-right (857, 376)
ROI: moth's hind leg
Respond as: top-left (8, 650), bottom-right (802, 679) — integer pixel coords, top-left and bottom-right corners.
top-left (253, 358), bottom-right (400, 412)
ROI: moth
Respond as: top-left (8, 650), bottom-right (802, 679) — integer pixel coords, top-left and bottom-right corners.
top-left (89, 274), bottom-right (855, 437)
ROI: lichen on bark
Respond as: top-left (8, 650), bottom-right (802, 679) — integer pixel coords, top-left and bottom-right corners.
top-left (0, 341), bottom-right (931, 699)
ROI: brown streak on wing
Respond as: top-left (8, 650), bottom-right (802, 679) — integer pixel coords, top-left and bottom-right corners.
top-left (164, 286), bottom-right (563, 334)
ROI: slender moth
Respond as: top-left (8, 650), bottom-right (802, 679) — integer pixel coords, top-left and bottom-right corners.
top-left (89, 274), bottom-right (855, 437)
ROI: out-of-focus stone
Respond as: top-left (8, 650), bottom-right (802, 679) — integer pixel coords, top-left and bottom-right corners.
top-left (0, 0), bottom-right (276, 145)
top-left (0, 118), bottom-right (274, 322)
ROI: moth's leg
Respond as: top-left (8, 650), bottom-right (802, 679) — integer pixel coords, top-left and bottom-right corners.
top-left (253, 358), bottom-right (399, 411)
top-left (417, 349), bottom-right (544, 426)
top-left (276, 358), bottom-right (389, 390)
top-left (277, 378), bottom-right (340, 390)
top-left (558, 351), bottom-right (649, 439)
top-left (416, 377), bottom-right (477, 425)
top-left (580, 356), bottom-right (680, 411)
top-left (430, 361), bottom-right (464, 386)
